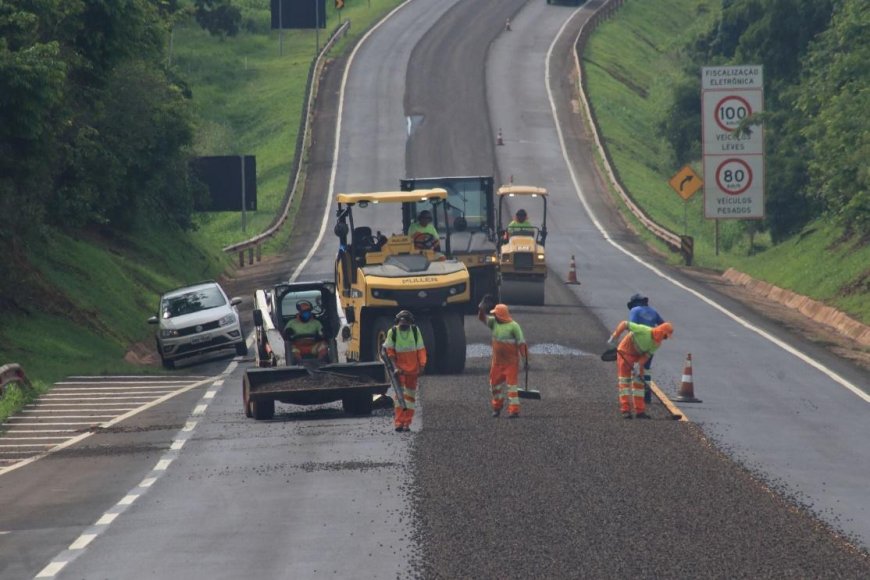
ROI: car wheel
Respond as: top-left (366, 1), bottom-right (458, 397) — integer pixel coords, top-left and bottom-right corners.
top-left (236, 341), bottom-right (249, 356)
top-left (159, 349), bottom-right (175, 370)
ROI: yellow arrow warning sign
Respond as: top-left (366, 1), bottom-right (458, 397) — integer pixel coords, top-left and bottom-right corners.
top-left (669, 165), bottom-right (703, 200)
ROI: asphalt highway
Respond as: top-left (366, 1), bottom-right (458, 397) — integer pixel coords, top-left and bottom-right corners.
top-left (0, 1), bottom-right (868, 579)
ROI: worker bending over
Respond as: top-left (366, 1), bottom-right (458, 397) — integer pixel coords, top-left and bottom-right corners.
top-left (607, 320), bottom-right (673, 419)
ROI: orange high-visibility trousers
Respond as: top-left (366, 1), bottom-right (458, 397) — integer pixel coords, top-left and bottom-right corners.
top-left (617, 352), bottom-right (648, 414)
top-left (291, 339), bottom-right (328, 363)
top-left (393, 373), bottom-right (418, 429)
top-left (490, 363), bottom-right (520, 416)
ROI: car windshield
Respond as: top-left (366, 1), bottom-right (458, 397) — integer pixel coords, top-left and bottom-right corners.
top-left (161, 286), bottom-right (226, 319)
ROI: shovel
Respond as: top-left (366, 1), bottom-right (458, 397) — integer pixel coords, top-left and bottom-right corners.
top-left (518, 361), bottom-right (541, 400)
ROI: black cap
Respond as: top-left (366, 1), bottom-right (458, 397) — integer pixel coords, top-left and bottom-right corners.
top-left (627, 293), bottom-right (648, 309)
top-left (395, 310), bottom-right (415, 324)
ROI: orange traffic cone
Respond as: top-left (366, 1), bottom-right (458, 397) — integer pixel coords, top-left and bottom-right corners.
top-left (675, 353), bottom-right (702, 403)
top-left (565, 255), bottom-right (581, 285)
top-left (497, 128), bottom-right (504, 146)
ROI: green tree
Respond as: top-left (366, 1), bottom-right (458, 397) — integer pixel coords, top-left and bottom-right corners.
top-left (798, 0), bottom-right (869, 236)
top-left (194, 0), bottom-right (241, 38)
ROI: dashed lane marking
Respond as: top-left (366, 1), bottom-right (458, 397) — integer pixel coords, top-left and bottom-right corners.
top-left (35, 363), bottom-right (238, 578)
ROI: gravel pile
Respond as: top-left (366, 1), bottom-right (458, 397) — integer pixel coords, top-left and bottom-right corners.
top-left (408, 303), bottom-right (870, 579)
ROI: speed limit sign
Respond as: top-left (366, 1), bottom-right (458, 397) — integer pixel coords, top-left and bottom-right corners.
top-left (704, 156), bottom-right (764, 218)
top-left (702, 90), bottom-right (763, 155)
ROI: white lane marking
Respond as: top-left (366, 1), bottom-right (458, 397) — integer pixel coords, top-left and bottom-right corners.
top-left (36, 371), bottom-right (236, 576)
top-left (95, 513), bottom-right (118, 525)
top-left (61, 376), bottom-right (211, 380)
top-left (43, 387), bottom-right (175, 397)
top-left (192, 404), bottom-right (208, 416)
top-left (5, 422), bottom-right (97, 426)
top-left (0, 444), bottom-right (56, 448)
top-left (203, 391), bottom-right (216, 399)
top-left (52, 384), bottom-right (188, 389)
top-left (27, 403), bottom-right (140, 407)
top-left (212, 379), bottom-right (224, 387)
top-left (35, 561), bottom-right (67, 578)
top-left (2, 436), bottom-right (70, 440)
top-left (545, 10), bottom-right (870, 403)
top-left (154, 459), bottom-right (173, 471)
top-left (41, 395), bottom-right (164, 400)
top-left (17, 414), bottom-right (119, 419)
top-left (0, 376), bottom-right (217, 478)
top-left (69, 534), bottom-right (97, 550)
top-left (1, 429), bottom-right (78, 433)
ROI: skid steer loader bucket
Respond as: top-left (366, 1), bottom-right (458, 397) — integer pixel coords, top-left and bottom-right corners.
top-left (244, 362), bottom-right (390, 419)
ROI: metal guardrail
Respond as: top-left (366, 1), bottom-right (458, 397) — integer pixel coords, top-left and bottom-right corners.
top-left (224, 20), bottom-right (352, 267)
top-left (572, 0), bottom-right (682, 252)
top-left (0, 363), bottom-right (32, 398)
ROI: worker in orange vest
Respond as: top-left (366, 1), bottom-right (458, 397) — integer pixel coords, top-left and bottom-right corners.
top-left (478, 296), bottom-right (528, 418)
top-left (383, 310), bottom-right (427, 432)
top-left (607, 320), bottom-right (673, 419)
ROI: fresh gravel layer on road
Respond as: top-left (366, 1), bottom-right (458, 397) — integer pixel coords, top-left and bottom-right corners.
top-left (409, 298), bottom-right (870, 579)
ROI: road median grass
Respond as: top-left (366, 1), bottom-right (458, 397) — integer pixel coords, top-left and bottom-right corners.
top-left (0, 1), bottom-right (406, 398)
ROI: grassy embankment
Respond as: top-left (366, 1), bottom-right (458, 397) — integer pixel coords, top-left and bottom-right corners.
top-left (583, 0), bottom-right (869, 324)
top-left (0, 0), bottom-right (404, 420)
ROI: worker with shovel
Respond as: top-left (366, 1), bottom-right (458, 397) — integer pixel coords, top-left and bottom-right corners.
top-left (607, 320), bottom-right (674, 419)
top-left (478, 295), bottom-right (529, 418)
top-left (382, 310), bottom-right (427, 432)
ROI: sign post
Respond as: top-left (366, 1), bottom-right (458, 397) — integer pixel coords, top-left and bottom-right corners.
top-left (668, 165), bottom-right (703, 242)
top-left (701, 66), bottom-right (764, 224)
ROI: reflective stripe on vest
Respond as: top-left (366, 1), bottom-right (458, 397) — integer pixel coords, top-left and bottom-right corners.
top-left (384, 326), bottom-right (422, 353)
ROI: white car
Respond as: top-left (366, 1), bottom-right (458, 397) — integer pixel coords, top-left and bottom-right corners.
top-left (148, 281), bottom-right (248, 369)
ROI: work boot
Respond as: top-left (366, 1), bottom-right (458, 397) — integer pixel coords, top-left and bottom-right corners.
top-left (635, 412), bottom-right (651, 419)
top-left (508, 413), bottom-right (519, 419)
top-left (622, 411), bottom-right (633, 419)
top-left (492, 409), bottom-right (500, 418)
top-left (402, 425), bottom-right (411, 432)
top-left (395, 426), bottom-right (403, 432)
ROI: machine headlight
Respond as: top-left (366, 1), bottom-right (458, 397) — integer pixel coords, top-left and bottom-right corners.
top-left (350, 289), bottom-right (364, 298)
top-left (218, 313), bottom-right (237, 327)
top-left (160, 329), bottom-right (179, 338)
top-left (537, 254), bottom-right (545, 260)
top-left (372, 289), bottom-right (382, 298)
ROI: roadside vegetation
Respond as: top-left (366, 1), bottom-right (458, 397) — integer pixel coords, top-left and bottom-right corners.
top-left (0, 0), bottom-right (402, 391)
top-left (0, 0), bottom-right (865, 401)
top-left (584, 0), bottom-right (869, 323)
